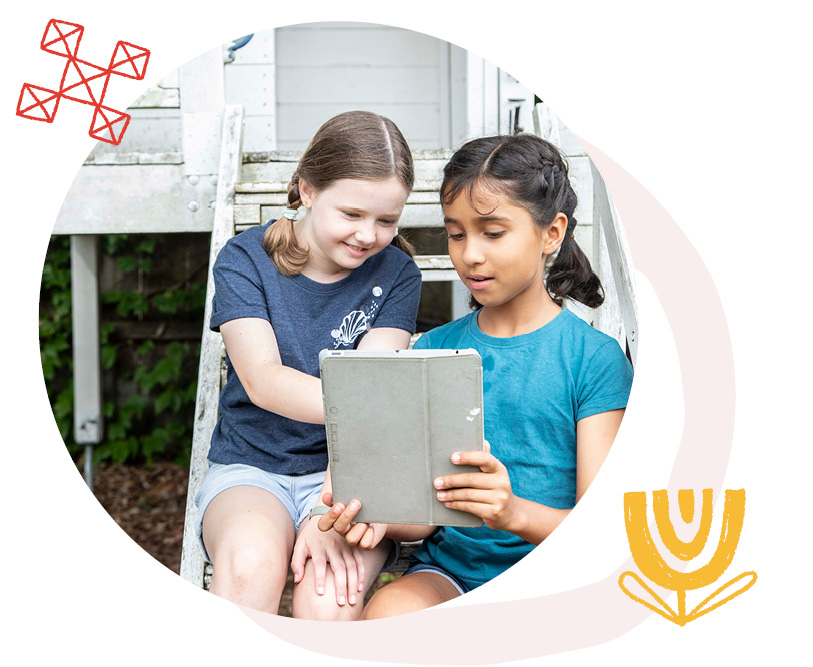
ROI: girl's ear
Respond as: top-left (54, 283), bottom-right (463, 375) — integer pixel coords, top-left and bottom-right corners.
top-left (299, 178), bottom-right (315, 208)
top-left (542, 212), bottom-right (568, 256)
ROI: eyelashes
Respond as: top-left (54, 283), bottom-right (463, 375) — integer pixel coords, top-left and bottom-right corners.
top-left (342, 211), bottom-right (397, 225)
top-left (447, 232), bottom-right (505, 240)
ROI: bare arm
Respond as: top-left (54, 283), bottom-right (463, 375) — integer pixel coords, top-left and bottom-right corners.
top-left (356, 326), bottom-right (412, 351)
top-left (438, 409), bottom-right (626, 545)
top-left (220, 317), bottom-right (325, 424)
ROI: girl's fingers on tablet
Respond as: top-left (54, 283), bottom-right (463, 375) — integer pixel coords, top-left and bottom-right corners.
top-left (317, 503), bottom-right (344, 532)
top-left (450, 450), bottom-right (501, 471)
top-left (345, 521), bottom-right (369, 546)
top-left (440, 499), bottom-right (490, 519)
top-left (333, 500), bottom-right (362, 534)
top-left (435, 471), bottom-right (499, 490)
top-left (437, 488), bottom-right (506, 504)
top-left (359, 526), bottom-right (377, 550)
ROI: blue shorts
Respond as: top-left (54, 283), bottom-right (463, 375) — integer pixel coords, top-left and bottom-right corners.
top-left (194, 462), bottom-right (324, 563)
top-left (403, 556), bottom-right (471, 595)
top-left (194, 461), bottom-right (401, 572)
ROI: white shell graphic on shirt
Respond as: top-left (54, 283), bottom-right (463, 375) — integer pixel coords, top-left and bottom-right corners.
top-left (330, 287), bottom-right (387, 348)
top-left (331, 310), bottom-right (369, 348)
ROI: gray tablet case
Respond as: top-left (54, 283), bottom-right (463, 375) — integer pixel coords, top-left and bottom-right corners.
top-left (320, 349), bottom-right (484, 527)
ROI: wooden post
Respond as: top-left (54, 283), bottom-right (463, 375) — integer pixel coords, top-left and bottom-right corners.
top-left (590, 161), bottom-right (639, 365)
top-left (70, 235), bottom-right (103, 488)
top-left (180, 105), bottom-right (244, 587)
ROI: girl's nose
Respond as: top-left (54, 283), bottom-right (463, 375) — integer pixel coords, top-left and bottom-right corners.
top-left (354, 220), bottom-right (376, 245)
top-left (461, 240), bottom-right (485, 266)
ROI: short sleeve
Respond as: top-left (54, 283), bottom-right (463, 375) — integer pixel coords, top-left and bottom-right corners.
top-left (411, 329), bottom-right (432, 350)
top-left (369, 259), bottom-right (422, 334)
top-left (576, 340), bottom-right (634, 420)
top-left (209, 240), bottom-right (271, 332)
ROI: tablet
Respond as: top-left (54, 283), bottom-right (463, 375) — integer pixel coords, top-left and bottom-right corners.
top-left (319, 348), bottom-right (484, 527)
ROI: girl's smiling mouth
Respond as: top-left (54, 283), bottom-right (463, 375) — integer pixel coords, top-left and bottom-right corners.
top-left (343, 242), bottom-right (371, 257)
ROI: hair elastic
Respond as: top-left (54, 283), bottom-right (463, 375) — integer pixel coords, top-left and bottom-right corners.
top-left (282, 208), bottom-right (298, 220)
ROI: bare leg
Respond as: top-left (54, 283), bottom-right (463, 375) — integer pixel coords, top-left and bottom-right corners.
top-left (292, 536), bottom-right (392, 621)
top-left (361, 571), bottom-right (462, 619)
top-left (203, 485), bottom-right (296, 614)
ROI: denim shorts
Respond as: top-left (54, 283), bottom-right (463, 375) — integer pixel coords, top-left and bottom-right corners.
top-left (194, 461), bottom-right (324, 563)
top-left (194, 461), bottom-right (400, 571)
top-left (403, 556), bottom-right (471, 595)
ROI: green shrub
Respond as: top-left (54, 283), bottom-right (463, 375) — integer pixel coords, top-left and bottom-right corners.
top-left (39, 234), bottom-right (208, 466)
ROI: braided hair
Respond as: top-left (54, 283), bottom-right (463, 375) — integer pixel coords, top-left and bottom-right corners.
top-left (441, 134), bottom-right (604, 309)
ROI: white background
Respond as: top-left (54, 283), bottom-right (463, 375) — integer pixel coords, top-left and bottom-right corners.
top-left (1, 1), bottom-right (810, 664)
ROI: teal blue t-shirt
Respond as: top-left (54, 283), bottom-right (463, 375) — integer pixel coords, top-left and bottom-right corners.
top-left (412, 307), bottom-right (633, 590)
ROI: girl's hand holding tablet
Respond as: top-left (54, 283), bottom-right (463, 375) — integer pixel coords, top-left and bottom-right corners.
top-left (432, 440), bottom-right (518, 532)
top-left (317, 491), bottom-right (389, 551)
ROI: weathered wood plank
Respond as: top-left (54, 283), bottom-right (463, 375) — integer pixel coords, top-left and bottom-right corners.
top-left (129, 85), bottom-right (180, 109)
top-left (234, 191), bottom-right (440, 206)
top-left (239, 157), bottom-right (449, 187)
top-left (180, 105), bottom-right (244, 587)
top-left (83, 152), bottom-right (184, 166)
top-left (235, 179), bottom-right (442, 194)
top-left (53, 164), bottom-right (215, 234)
top-left (234, 203), bottom-right (444, 229)
top-left (590, 160), bottom-right (638, 364)
top-left (234, 203), bottom-right (261, 225)
top-left (415, 255), bottom-right (454, 270)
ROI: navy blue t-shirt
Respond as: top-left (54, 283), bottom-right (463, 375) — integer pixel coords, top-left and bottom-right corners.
top-left (208, 221), bottom-right (422, 475)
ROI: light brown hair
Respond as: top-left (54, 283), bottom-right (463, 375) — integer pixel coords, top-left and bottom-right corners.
top-left (264, 111), bottom-right (416, 275)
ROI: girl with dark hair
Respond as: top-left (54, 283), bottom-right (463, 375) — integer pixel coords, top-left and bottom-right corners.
top-left (319, 133), bottom-right (634, 617)
top-left (193, 111), bottom-right (422, 619)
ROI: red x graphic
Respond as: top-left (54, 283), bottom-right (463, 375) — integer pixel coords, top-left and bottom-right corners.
top-left (17, 19), bottom-right (150, 145)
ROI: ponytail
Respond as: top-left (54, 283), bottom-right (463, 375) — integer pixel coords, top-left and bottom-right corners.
top-left (390, 232), bottom-right (416, 258)
top-left (546, 227), bottom-right (604, 308)
top-left (263, 172), bottom-right (309, 276)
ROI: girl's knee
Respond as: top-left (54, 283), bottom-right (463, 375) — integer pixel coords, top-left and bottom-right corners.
top-left (291, 582), bottom-right (362, 621)
top-left (361, 582), bottom-right (430, 619)
top-left (210, 541), bottom-right (288, 610)
top-left (292, 588), bottom-right (362, 621)
top-left (219, 543), bottom-right (277, 584)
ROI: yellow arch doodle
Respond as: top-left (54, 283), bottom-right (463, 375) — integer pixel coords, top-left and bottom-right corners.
top-left (653, 489), bottom-right (713, 561)
top-left (619, 489), bottom-right (757, 626)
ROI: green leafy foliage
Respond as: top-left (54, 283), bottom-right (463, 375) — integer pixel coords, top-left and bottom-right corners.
top-left (39, 234), bottom-right (208, 466)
